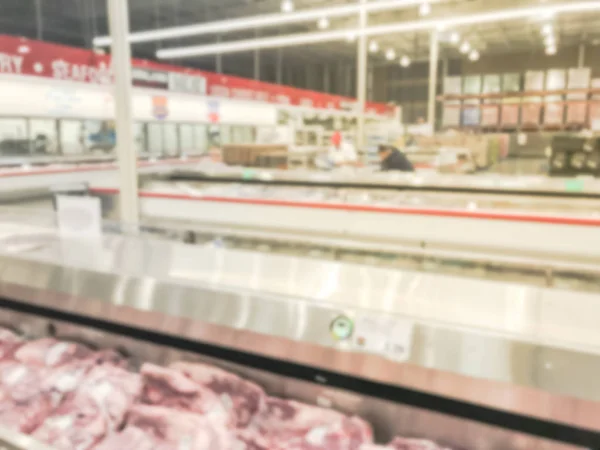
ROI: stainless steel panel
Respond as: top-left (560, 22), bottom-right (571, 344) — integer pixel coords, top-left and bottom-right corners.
top-left (0, 234), bottom-right (599, 435)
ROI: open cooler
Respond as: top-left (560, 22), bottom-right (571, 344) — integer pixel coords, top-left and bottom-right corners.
top-left (0, 222), bottom-right (598, 449)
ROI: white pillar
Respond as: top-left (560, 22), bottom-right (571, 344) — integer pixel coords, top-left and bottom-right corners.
top-left (427, 29), bottom-right (439, 130)
top-left (108, 0), bottom-right (139, 227)
top-left (356, 0), bottom-right (368, 153)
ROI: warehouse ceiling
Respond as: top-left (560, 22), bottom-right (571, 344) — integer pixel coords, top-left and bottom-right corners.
top-left (2, 0), bottom-right (600, 80)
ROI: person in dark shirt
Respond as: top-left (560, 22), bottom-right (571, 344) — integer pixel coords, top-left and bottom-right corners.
top-left (378, 145), bottom-right (414, 172)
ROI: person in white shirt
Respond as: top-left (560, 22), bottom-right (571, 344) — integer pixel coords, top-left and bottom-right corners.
top-left (328, 136), bottom-right (358, 167)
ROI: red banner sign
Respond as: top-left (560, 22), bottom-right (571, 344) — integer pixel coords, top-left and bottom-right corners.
top-left (0, 34), bottom-right (394, 116)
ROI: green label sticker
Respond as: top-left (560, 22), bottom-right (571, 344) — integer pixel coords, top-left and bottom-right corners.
top-left (330, 315), bottom-right (354, 341)
top-left (242, 169), bottom-right (256, 180)
top-left (565, 179), bottom-right (585, 193)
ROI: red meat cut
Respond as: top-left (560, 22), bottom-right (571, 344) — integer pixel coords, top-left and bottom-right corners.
top-left (0, 328), bottom-right (23, 362)
top-left (95, 404), bottom-right (233, 449)
top-left (33, 364), bottom-right (141, 449)
top-left (15, 338), bottom-right (92, 367)
top-left (140, 363), bottom-right (234, 427)
top-left (252, 397), bottom-right (373, 449)
top-left (170, 360), bottom-right (267, 427)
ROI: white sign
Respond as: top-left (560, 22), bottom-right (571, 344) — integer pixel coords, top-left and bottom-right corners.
top-left (353, 315), bottom-right (414, 362)
top-left (56, 195), bottom-right (102, 240)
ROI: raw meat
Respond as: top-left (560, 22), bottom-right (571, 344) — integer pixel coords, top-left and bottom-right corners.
top-left (0, 328), bottom-right (23, 361)
top-left (95, 404), bottom-right (233, 450)
top-left (387, 437), bottom-right (449, 450)
top-left (170, 361), bottom-right (266, 427)
top-left (233, 428), bottom-right (271, 450)
top-left (32, 365), bottom-right (141, 450)
top-left (140, 363), bottom-right (233, 427)
top-left (252, 397), bottom-right (373, 449)
top-left (94, 426), bottom-right (157, 450)
top-left (362, 438), bottom-right (451, 450)
top-left (15, 338), bottom-right (92, 367)
top-left (0, 362), bottom-right (53, 433)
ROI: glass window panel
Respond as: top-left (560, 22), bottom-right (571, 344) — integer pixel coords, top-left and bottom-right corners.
top-left (84, 120), bottom-right (115, 154)
top-left (134, 122), bottom-right (146, 154)
top-left (220, 125), bottom-right (231, 145)
top-left (163, 123), bottom-right (179, 156)
top-left (147, 122), bottom-right (163, 155)
top-left (193, 124), bottom-right (208, 154)
top-left (60, 120), bottom-right (85, 155)
top-left (208, 125), bottom-right (221, 149)
top-left (0, 118), bottom-right (28, 156)
top-left (180, 124), bottom-right (194, 154)
top-left (29, 119), bottom-right (58, 155)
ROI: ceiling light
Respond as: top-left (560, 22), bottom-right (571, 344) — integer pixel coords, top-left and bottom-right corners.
top-left (468, 49), bottom-right (480, 61)
top-left (459, 41), bottom-right (471, 53)
top-left (317, 17), bottom-right (330, 29)
top-left (400, 55), bottom-right (411, 67)
top-left (385, 49), bottom-right (397, 60)
top-left (450, 32), bottom-right (460, 44)
top-left (369, 41), bottom-right (379, 52)
top-left (94, 0), bottom-right (433, 47)
top-left (156, 1), bottom-right (600, 59)
top-left (541, 23), bottom-right (553, 35)
top-left (546, 45), bottom-right (557, 55)
top-left (419, 2), bottom-right (431, 16)
top-left (281, 0), bottom-right (294, 13)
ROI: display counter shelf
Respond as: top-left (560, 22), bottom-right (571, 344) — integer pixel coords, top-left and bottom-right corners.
top-left (0, 227), bottom-right (598, 449)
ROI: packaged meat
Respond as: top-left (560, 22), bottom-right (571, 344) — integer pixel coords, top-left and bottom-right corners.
top-left (170, 361), bottom-right (267, 427)
top-left (0, 328), bottom-right (23, 361)
top-left (140, 363), bottom-right (233, 427)
top-left (252, 397), bottom-right (373, 449)
top-left (32, 365), bottom-right (141, 449)
top-left (15, 338), bottom-right (92, 367)
top-left (96, 404), bottom-right (233, 450)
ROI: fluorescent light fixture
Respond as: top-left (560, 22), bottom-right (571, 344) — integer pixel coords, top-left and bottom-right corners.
top-left (400, 55), bottom-right (411, 67)
top-left (157, 1), bottom-right (600, 59)
top-left (459, 41), bottom-right (470, 53)
top-left (546, 45), bottom-right (557, 55)
top-left (93, 0), bottom-right (433, 47)
top-left (450, 32), bottom-right (460, 44)
top-left (317, 17), bottom-right (330, 29)
top-left (369, 41), bottom-right (379, 52)
top-left (468, 49), bottom-right (480, 61)
top-left (541, 23), bottom-right (553, 35)
top-left (281, 0), bottom-right (294, 13)
top-left (385, 49), bottom-right (397, 60)
top-left (419, 2), bottom-right (431, 16)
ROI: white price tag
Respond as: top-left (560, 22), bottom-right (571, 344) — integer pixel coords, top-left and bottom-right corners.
top-left (353, 315), bottom-right (414, 362)
top-left (56, 195), bottom-right (102, 240)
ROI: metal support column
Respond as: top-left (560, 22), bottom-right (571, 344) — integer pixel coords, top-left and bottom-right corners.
top-left (216, 36), bottom-right (223, 73)
top-left (254, 30), bottom-right (260, 80)
top-left (356, 0), bottom-right (368, 152)
top-left (35, 0), bottom-right (43, 40)
top-left (578, 43), bottom-right (586, 68)
top-left (324, 64), bottom-right (331, 93)
top-left (107, 0), bottom-right (139, 227)
top-left (427, 29), bottom-right (439, 131)
top-left (276, 48), bottom-right (283, 84)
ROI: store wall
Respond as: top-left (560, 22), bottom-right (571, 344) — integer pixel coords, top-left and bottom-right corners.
top-left (374, 44), bottom-right (599, 124)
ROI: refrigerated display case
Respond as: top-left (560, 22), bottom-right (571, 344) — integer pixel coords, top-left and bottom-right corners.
top-left (0, 222), bottom-right (598, 450)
